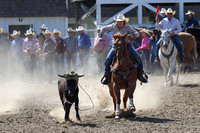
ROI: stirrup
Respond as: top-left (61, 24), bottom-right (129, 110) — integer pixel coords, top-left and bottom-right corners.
top-left (138, 72), bottom-right (148, 84)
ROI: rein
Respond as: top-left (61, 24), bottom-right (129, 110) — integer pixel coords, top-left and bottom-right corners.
top-left (161, 40), bottom-right (175, 64)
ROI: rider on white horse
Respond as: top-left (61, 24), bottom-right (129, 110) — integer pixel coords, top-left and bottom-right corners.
top-left (155, 8), bottom-right (185, 63)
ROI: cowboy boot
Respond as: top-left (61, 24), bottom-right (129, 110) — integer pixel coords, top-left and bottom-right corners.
top-left (101, 72), bottom-right (111, 85)
top-left (137, 69), bottom-right (148, 83)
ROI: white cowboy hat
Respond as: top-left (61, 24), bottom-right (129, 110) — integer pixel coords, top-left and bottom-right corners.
top-left (40, 24), bottom-right (48, 30)
top-left (160, 8), bottom-right (166, 14)
top-left (11, 30), bottom-right (20, 37)
top-left (113, 14), bottom-right (129, 22)
top-left (76, 26), bottom-right (86, 31)
top-left (24, 29), bottom-right (35, 36)
top-left (53, 29), bottom-right (61, 36)
top-left (96, 25), bottom-right (102, 31)
top-left (185, 10), bottom-right (195, 16)
top-left (66, 27), bottom-right (74, 32)
top-left (166, 8), bottom-right (176, 15)
top-left (43, 29), bottom-right (53, 36)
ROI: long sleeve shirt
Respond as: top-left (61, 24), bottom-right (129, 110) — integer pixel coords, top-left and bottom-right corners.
top-left (64, 36), bottom-right (78, 52)
top-left (54, 37), bottom-right (66, 54)
top-left (77, 33), bottom-right (91, 50)
top-left (137, 36), bottom-right (149, 51)
top-left (43, 38), bottom-right (55, 57)
top-left (94, 34), bottom-right (110, 54)
top-left (22, 37), bottom-right (38, 54)
top-left (156, 17), bottom-right (182, 35)
top-left (11, 37), bottom-right (24, 56)
top-left (100, 23), bottom-right (139, 37)
top-left (186, 17), bottom-right (199, 27)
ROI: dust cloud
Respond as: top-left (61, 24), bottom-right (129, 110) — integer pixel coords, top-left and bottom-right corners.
top-left (0, 55), bottom-right (169, 122)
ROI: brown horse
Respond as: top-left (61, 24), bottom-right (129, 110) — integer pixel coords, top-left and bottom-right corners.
top-left (178, 32), bottom-right (198, 72)
top-left (108, 33), bottom-right (138, 119)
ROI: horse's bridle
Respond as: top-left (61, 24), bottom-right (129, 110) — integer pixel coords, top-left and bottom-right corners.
top-left (114, 37), bottom-right (126, 62)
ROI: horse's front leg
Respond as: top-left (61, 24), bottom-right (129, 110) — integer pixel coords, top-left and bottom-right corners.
top-left (175, 62), bottom-right (180, 85)
top-left (123, 89), bottom-right (129, 110)
top-left (113, 83), bottom-right (121, 119)
top-left (75, 97), bottom-right (81, 121)
top-left (168, 61), bottom-right (176, 86)
top-left (128, 81), bottom-right (136, 112)
top-left (162, 65), bottom-right (168, 86)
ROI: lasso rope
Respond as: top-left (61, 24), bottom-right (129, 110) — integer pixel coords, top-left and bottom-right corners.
top-left (70, 48), bottom-right (94, 72)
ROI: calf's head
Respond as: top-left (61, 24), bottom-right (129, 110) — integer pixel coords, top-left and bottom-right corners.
top-left (58, 71), bottom-right (84, 97)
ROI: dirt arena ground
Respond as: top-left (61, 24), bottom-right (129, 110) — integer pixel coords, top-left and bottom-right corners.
top-left (0, 70), bottom-right (200, 132)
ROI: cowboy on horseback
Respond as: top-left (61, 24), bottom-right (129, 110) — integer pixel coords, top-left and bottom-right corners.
top-left (99, 14), bottom-right (148, 85)
top-left (155, 8), bottom-right (185, 63)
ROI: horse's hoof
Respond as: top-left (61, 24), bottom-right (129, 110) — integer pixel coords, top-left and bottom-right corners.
top-left (129, 106), bottom-right (136, 112)
top-left (115, 115), bottom-right (120, 119)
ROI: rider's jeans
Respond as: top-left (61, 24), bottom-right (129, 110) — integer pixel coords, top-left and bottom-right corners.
top-left (171, 35), bottom-right (185, 57)
top-left (104, 44), bottom-right (143, 73)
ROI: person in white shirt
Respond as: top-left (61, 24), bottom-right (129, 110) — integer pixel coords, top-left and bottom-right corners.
top-left (155, 8), bottom-right (185, 62)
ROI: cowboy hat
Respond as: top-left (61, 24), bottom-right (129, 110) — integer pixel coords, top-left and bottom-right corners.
top-left (76, 26), bottom-right (86, 31)
top-left (43, 29), bottom-right (53, 36)
top-left (166, 8), bottom-right (176, 15)
top-left (96, 25), bottom-right (102, 31)
top-left (140, 29), bottom-right (151, 38)
top-left (66, 27), bottom-right (74, 32)
top-left (40, 24), bottom-right (48, 30)
top-left (113, 14), bottom-right (129, 22)
top-left (24, 29), bottom-right (35, 36)
top-left (160, 8), bottom-right (166, 14)
top-left (185, 10), bottom-right (195, 16)
top-left (53, 29), bottom-right (61, 36)
top-left (11, 30), bottom-right (20, 37)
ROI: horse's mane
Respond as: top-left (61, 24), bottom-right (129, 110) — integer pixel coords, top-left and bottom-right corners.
top-left (113, 32), bottom-right (126, 38)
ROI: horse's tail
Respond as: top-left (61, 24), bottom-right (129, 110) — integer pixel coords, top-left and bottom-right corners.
top-left (192, 36), bottom-right (198, 59)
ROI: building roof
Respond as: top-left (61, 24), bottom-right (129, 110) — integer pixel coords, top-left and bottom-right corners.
top-left (0, 0), bottom-right (68, 17)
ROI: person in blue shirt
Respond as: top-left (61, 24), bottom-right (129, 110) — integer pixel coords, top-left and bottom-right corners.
top-left (160, 8), bottom-right (167, 19)
top-left (76, 26), bottom-right (91, 72)
top-left (185, 10), bottom-right (199, 27)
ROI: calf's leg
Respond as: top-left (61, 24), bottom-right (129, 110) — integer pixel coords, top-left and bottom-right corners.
top-left (75, 97), bottom-right (81, 121)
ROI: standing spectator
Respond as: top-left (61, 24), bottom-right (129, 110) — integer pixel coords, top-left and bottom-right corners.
top-left (136, 30), bottom-right (151, 73)
top-left (64, 27), bottom-right (78, 72)
top-left (36, 24), bottom-right (48, 39)
top-left (94, 25), bottom-right (110, 73)
top-left (10, 30), bottom-right (24, 78)
top-left (22, 29), bottom-right (38, 80)
top-left (160, 8), bottom-right (167, 18)
top-left (76, 26), bottom-right (91, 72)
top-left (35, 34), bottom-right (45, 81)
top-left (0, 28), bottom-right (10, 80)
top-left (54, 29), bottom-right (66, 74)
top-left (39, 30), bottom-right (55, 83)
top-left (185, 10), bottom-right (199, 27)
top-left (149, 29), bottom-right (162, 74)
